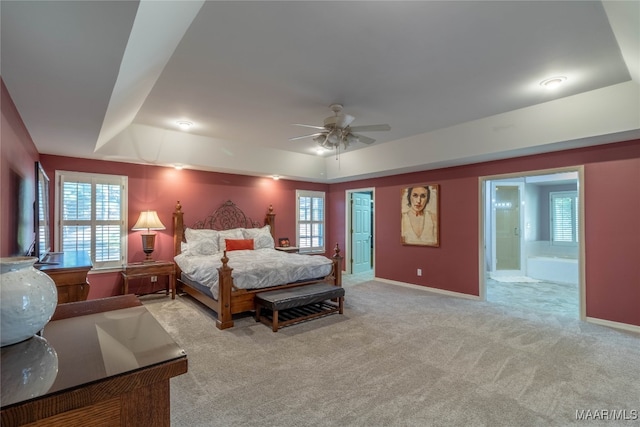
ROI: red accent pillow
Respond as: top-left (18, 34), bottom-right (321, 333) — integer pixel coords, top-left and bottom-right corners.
top-left (225, 238), bottom-right (254, 251)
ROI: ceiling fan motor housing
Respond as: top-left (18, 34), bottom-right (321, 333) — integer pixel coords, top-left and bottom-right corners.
top-left (324, 114), bottom-right (354, 129)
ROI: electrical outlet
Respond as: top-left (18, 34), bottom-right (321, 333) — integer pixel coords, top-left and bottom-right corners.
top-left (150, 276), bottom-right (157, 282)
top-left (417, 269), bottom-right (422, 276)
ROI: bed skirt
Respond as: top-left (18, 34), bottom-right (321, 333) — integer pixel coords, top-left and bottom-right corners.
top-left (179, 273), bottom-right (215, 299)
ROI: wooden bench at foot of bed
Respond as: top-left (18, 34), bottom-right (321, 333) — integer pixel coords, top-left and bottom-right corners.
top-left (255, 282), bottom-right (345, 332)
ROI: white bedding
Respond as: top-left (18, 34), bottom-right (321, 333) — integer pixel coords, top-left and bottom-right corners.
top-left (174, 248), bottom-right (333, 299)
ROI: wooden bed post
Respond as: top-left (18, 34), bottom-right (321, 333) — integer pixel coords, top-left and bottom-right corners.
top-left (173, 201), bottom-right (185, 289)
top-left (173, 201), bottom-right (184, 257)
top-left (332, 243), bottom-right (343, 287)
top-left (265, 204), bottom-right (276, 241)
top-left (217, 251), bottom-right (234, 329)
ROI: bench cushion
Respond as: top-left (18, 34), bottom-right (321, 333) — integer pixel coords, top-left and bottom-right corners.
top-left (256, 283), bottom-right (344, 311)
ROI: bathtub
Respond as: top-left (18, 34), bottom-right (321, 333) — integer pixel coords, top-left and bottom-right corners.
top-left (527, 256), bottom-right (578, 284)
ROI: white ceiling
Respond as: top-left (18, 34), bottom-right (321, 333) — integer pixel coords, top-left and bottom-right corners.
top-left (2, 1), bottom-right (639, 183)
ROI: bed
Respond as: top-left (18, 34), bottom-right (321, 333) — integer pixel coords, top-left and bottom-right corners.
top-left (172, 200), bottom-right (343, 329)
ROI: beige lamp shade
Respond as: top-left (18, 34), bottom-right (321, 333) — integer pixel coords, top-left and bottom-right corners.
top-left (132, 210), bottom-right (166, 232)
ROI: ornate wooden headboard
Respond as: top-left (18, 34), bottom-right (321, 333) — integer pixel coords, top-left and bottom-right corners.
top-left (173, 200), bottom-right (276, 257)
top-left (192, 200), bottom-right (262, 230)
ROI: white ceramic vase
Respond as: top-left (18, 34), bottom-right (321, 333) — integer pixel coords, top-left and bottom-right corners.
top-left (1, 257), bottom-right (58, 347)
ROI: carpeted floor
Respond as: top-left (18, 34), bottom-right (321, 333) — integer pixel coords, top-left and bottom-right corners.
top-left (486, 277), bottom-right (579, 319)
top-left (142, 278), bottom-right (640, 427)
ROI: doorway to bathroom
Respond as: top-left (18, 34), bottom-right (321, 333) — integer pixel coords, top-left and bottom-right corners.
top-left (481, 167), bottom-right (584, 319)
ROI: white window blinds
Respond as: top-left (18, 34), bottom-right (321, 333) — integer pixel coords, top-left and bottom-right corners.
top-left (550, 191), bottom-right (578, 245)
top-left (296, 190), bottom-right (325, 253)
top-left (57, 171), bottom-right (127, 269)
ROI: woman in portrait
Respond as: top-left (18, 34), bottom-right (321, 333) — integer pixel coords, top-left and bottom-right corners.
top-left (401, 185), bottom-right (438, 246)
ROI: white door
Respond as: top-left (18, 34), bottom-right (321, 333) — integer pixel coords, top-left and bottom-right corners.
top-left (351, 192), bottom-right (372, 274)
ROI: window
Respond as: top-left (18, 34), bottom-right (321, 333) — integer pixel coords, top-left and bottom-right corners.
top-left (56, 171), bottom-right (127, 269)
top-left (550, 191), bottom-right (578, 245)
top-left (296, 190), bottom-right (325, 253)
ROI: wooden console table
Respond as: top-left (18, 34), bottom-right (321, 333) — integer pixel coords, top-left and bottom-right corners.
top-left (37, 251), bottom-right (92, 303)
top-left (122, 261), bottom-right (176, 299)
top-left (0, 295), bottom-right (188, 426)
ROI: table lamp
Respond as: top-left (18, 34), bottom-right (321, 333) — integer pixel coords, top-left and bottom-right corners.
top-left (132, 210), bottom-right (166, 262)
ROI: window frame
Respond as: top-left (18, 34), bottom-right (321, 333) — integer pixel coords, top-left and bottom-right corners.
top-left (55, 170), bottom-right (128, 271)
top-left (296, 190), bottom-right (326, 254)
top-left (550, 190), bottom-right (578, 246)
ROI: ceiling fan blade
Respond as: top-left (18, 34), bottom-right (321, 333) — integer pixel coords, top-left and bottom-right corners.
top-left (292, 123), bottom-right (326, 130)
top-left (351, 133), bottom-right (376, 144)
top-left (289, 132), bottom-right (325, 141)
top-left (349, 124), bottom-right (391, 132)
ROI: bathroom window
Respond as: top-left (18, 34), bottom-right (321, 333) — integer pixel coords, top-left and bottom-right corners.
top-left (550, 191), bottom-right (578, 245)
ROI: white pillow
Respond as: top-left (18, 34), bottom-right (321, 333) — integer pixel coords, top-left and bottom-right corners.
top-left (242, 225), bottom-right (275, 250)
top-left (218, 228), bottom-right (244, 251)
top-left (185, 228), bottom-right (219, 242)
top-left (184, 228), bottom-right (219, 255)
top-left (189, 239), bottom-right (219, 256)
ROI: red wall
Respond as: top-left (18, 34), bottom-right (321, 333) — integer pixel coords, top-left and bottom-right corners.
top-left (584, 156), bottom-right (640, 326)
top-left (330, 139), bottom-right (640, 327)
top-left (329, 173), bottom-right (479, 295)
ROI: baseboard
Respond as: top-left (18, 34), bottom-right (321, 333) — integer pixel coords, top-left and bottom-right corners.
top-left (585, 316), bottom-right (640, 334)
top-left (374, 277), bottom-right (481, 301)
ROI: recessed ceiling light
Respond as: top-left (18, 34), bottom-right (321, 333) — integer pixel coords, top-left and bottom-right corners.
top-left (176, 120), bottom-right (193, 131)
top-left (272, 175), bottom-right (280, 180)
top-left (174, 164), bottom-right (183, 170)
top-left (540, 76), bottom-right (567, 89)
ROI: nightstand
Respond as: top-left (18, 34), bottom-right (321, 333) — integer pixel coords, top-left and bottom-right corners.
top-left (122, 261), bottom-right (176, 299)
top-left (37, 251), bottom-right (93, 303)
top-left (275, 246), bottom-right (299, 253)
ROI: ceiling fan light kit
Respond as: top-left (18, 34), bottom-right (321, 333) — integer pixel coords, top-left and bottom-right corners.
top-left (290, 104), bottom-right (390, 155)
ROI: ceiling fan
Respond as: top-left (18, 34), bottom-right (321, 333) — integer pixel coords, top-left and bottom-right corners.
top-left (290, 104), bottom-right (391, 151)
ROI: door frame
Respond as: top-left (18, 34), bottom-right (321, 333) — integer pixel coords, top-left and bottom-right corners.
top-left (478, 166), bottom-right (586, 320)
top-left (345, 188), bottom-right (375, 275)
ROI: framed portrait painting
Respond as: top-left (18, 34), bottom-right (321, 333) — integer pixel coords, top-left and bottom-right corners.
top-left (401, 184), bottom-right (440, 247)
